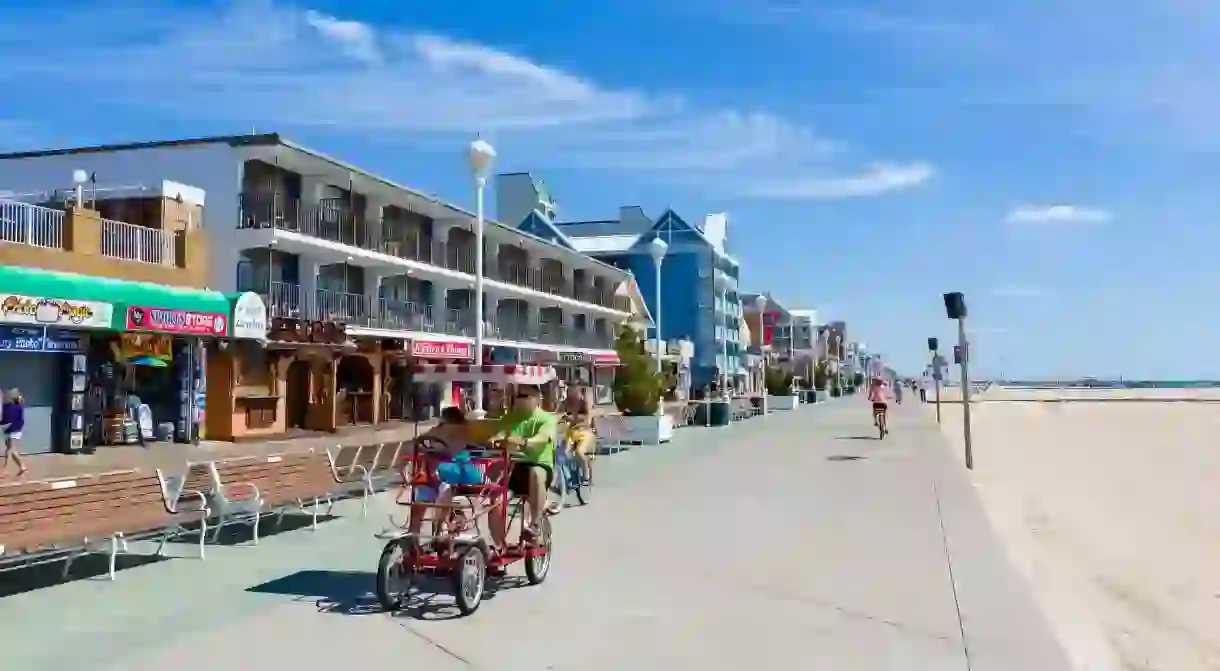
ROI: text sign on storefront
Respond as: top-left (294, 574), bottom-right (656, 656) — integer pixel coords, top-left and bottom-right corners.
top-left (0, 294), bottom-right (112, 329)
top-left (558, 351), bottom-right (585, 364)
top-left (0, 326), bottom-right (85, 353)
top-left (410, 340), bottom-right (471, 359)
top-left (126, 306), bottom-right (228, 336)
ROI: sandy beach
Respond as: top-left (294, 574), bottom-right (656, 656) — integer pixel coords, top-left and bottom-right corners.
top-left (936, 391), bottom-right (1220, 670)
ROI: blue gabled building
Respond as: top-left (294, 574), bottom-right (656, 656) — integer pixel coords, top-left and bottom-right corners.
top-left (495, 172), bottom-right (744, 388)
top-left (552, 210), bottom-right (742, 388)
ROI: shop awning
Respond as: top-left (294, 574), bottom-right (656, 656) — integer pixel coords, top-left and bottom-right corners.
top-left (0, 266), bottom-right (231, 336)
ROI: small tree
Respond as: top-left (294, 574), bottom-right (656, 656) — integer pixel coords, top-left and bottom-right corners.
top-left (764, 366), bottom-right (794, 396)
top-left (612, 326), bottom-right (662, 416)
top-left (852, 372), bottom-right (864, 388)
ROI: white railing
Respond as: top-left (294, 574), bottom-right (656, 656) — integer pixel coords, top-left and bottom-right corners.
top-left (0, 199), bottom-right (65, 249)
top-left (100, 218), bottom-right (175, 265)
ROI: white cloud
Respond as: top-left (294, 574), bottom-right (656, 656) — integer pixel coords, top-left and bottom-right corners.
top-left (0, 2), bottom-right (932, 201)
top-left (746, 162), bottom-right (934, 200)
top-left (1004, 205), bottom-right (1112, 225)
top-left (303, 10), bottom-right (380, 63)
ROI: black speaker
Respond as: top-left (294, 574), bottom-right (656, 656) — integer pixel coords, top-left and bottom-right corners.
top-left (953, 345), bottom-right (962, 364)
top-left (943, 292), bottom-right (967, 319)
top-left (927, 337), bottom-right (938, 351)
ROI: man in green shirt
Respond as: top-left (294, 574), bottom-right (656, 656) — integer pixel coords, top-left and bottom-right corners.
top-left (488, 385), bottom-right (556, 548)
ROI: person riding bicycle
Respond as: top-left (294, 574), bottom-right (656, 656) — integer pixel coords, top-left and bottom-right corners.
top-left (560, 386), bottom-right (594, 485)
top-left (868, 376), bottom-right (890, 436)
top-left (487, 385), bottom-right (556, 549)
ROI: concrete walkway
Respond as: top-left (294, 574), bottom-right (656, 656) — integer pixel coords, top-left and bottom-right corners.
top-left (0, 400), bottom-right (1069, 670)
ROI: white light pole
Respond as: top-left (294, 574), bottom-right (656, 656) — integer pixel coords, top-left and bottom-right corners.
top-left (752, 295), bottom-right (768, 395)
top-left (647, 237), bottom-right (668, 417)
top-left (468, 138), bottom-right (496, 419)
top-left (646, 237), bottom-right (668, 376)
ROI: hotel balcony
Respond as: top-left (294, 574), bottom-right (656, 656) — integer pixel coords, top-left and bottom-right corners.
top-left (0, 196), bottom-right (209, 289)
top-left (234, 152), bottom-right (632, 321)
top-left (249, 281), bottom-right (616, 352)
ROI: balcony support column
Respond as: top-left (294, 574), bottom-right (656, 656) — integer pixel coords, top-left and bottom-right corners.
top-left (300, 258), bottom-right (321, 322)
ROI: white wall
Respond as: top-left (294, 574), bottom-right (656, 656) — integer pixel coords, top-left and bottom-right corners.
top-left (0, 143), bottom-right (243, 292)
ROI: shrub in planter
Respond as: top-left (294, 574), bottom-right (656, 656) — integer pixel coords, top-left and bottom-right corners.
top-left (813, 360), bottom-right (830, 391)
top-left (612, 326), bottom-right (662, 416)
top-left (852, 372), bottom-right (865, 388)
top-left (765, 366), bottom-right (794, 396)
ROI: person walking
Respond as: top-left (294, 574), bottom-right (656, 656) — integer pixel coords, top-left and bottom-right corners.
top-left (1, 388), bottom-right (28, 478)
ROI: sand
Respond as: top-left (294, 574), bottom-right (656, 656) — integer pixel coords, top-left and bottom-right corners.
top-left (936, 395), bottom-right (1220, 670)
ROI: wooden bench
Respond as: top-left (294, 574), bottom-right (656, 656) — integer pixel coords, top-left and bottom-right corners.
top-left (0, 468), bottom-right (207, 581)
top-left (195, 451), bottom-right (336, 545)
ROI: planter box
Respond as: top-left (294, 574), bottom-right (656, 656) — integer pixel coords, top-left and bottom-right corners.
top-left (693, 401), bottom-right (733, 426)
top-left (767, 395), bottom-right (799, 411)
top-left (619, 413), bottom-right (674, 444)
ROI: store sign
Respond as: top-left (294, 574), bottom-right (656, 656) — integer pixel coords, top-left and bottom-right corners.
top-left (410, 340), bottom-right (471, 359)
top-left (0, 294), bottom-right (112, 329)
top-left (558, 351), bottom-right (584, 364)
top-left (0, 326), bottom-right (85, 353)
top-left (231, 292), bottom-right (268, 341)
top-left (127, 306), bottom-right (228, 336)
top-left (587, 353), bottom-right (620, 367)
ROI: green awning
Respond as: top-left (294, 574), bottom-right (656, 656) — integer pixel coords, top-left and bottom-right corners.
top-left (0, 266), bottom-right (231, 336)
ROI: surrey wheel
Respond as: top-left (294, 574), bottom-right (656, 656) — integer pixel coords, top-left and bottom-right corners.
top-left (524, 515), bottom-right (552, 585)
top-left (451, 546), bottom-right (486, 615)
top-left (376, 538), bottom-right (416, 612)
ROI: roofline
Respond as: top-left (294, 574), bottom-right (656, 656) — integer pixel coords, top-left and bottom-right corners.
top-left (0, 133), bottom-right (282, 160)
top-left (0, 133), bottom-right (627, 278)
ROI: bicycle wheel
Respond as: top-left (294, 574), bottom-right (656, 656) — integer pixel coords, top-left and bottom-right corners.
top-left (524, 514), bottom-right (552, 585)
top-left (376, 538), bottom-right (416, 612)
top-left (574, 455), bottom-right (591, 506)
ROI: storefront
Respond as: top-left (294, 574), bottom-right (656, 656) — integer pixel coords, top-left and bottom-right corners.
top-left (407, 339), bottom-right (473, 419)
top-left (0, 298), bottom-right (104, 454)
top-left (0, 265), bottom-right (230, 453)
top-left (204, 292), bottom-right (279, 441)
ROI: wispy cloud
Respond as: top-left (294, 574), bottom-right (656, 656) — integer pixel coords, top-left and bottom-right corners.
top-left (0, 1), bottom-right (933, 202)
top-left (1004, 205), bottom-right (1112, 225)
top-left (746, 162), bottom-right (934, 200)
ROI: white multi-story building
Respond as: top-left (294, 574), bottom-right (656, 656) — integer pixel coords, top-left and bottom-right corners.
top-left (0, 133), bottom-right (647, 359)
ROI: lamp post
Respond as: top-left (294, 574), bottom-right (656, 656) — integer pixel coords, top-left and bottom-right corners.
top-left (927, 337), bottom-right (942, 423)
top-left (468, 138), bottom-right (496, 419)
top-left (753, 295), bottom-right (768, 396)
top-left (943, 292), bottom-right (973, 469)
top-left (646, 237), bottom-right (668, 377)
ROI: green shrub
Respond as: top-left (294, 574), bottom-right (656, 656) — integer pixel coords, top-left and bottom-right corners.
top-left (813, 360), bottom-right (830, 391)
top-left (764, 366), bottom-right (794, 396)
top-left (612, 326), bottom-right (662, 416)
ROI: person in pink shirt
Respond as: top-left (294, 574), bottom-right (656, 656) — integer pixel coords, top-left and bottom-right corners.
top-left (868, 377), bottom-right (890, 437)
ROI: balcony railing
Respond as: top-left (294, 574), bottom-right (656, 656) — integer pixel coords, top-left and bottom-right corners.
top-left (99, 217), bottom-right (176, 265)
top-left (239, 192), bottom-right (632, 313)
top-left (0, 199), bottom-right (63, 249)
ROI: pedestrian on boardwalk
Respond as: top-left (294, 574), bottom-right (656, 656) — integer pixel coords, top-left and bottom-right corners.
top-left (1, 388), bottom-right (28, 478)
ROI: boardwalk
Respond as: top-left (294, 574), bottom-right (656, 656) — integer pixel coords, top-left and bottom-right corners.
top-left (0, 401), bottom-right (1068, 670)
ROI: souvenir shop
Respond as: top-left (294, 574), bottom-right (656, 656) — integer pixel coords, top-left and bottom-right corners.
top-left (0, 265), bottom-right (230, 455)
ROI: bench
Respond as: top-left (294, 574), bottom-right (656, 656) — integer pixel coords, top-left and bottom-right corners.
top-left (0, 469), bottom-right (207, 581)
top-left (187, 451), bottom-right (336, 546)
top-left (324, 443), bottom-right (382, 515)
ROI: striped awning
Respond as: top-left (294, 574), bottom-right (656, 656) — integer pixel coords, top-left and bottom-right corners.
top-left (411, 363), bottom-right (557, 385)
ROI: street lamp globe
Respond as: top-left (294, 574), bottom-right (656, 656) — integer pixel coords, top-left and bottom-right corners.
top-left (646, 236), bottom-right (668, 265)
top-left (468, 138), bottom-right (497, 181)
top-left (752, 295), bottom-right (767, 313)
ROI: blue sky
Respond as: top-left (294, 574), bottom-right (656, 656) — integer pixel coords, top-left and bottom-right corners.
top-left (0, 0), bottom-right (1214, 378)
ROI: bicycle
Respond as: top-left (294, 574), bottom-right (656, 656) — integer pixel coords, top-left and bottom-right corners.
top-left (553, 430), bottom-right (592, 507)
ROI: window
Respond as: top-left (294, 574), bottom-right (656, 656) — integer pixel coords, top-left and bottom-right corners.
top-left (235, 341), bottom-right (273, 393)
